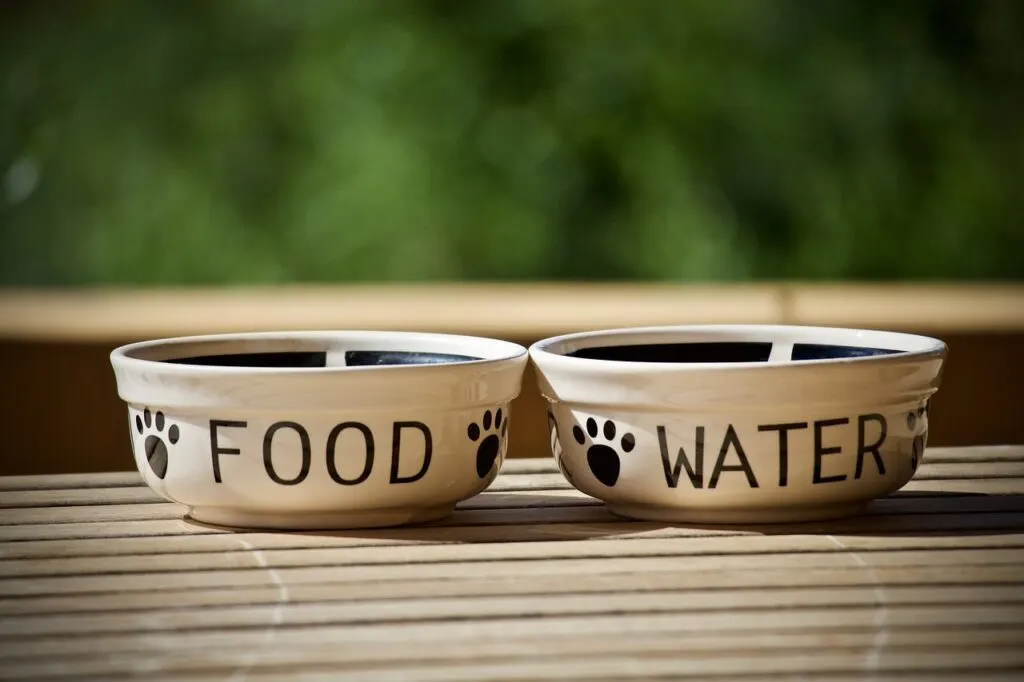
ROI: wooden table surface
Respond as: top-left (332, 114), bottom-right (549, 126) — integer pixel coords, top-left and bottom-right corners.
top-left (1, 447), bottom-right (1023, 681)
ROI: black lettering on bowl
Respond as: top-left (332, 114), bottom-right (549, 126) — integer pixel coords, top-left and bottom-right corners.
top-left (855, 414), bottom-right (888, 479)
top-left (326, 422), bottom-right (374, 485)
top-left (814, 418), bottom-right (850, 484)
top-left (207, 418), bottom-right (436, 486)
top-left (757, 422), bottom-right (808, 487)
top-left (658, 413), bottom-right (890, 491)
top-left (210, 419), bottom-right (247, 483)
top-left (658, 424), bottom-right (757, 489)
top-left (263, 422), bottom-right (312, 485)
top-left (390, 421), bottom-right (432, 484)
top-left (659, 425), bottom-right (705, 489)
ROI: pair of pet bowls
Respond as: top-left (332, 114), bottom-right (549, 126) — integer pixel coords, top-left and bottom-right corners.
top-left (109, 325), bottom-right (946, 529)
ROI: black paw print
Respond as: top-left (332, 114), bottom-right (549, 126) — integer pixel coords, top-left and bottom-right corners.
top-left (573, 417), bottom-right (635, 487)
top-left (136, 408), bottom-right (178, 479)
top-left (468, 408), bottom-right (507, 478)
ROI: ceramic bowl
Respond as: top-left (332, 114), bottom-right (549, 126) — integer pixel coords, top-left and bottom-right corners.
top-left (110, 331), bottom-right (528, 529)
top-left (530, 325), bottom-right (947, 524)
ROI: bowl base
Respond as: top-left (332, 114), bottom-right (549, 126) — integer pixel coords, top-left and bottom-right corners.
top-left (606, 501), bottom-right (867, 525)
top-left (186, 504), bottom-right (455, 530)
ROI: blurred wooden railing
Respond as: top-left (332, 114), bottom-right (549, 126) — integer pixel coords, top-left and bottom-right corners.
top-left (1, 283), bottom-right (1022, 475)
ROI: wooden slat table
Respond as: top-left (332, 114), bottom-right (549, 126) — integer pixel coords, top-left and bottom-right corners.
top-left (1, 448), bottom-right (1023, 681)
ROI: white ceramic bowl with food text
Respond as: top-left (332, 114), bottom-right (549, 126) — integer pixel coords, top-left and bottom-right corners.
top-left (531, 325), bottom-right (946, 523)
top-left (111, 331), bottom-right (528, 529)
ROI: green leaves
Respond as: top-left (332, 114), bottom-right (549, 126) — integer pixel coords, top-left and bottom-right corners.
top-left (1, 0), bottom-right (1021, 284)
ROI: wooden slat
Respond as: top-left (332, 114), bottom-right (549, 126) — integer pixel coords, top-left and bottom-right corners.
top-left (0, 483), bottom-right (592, 513)
top-left (2, 547), bottom-right (1022, 598)
top-left (2, 462), bottom-right (1024, 520)
top-left (0, 503), bottom-right (634, 535)
top-left (0, 497), bottom-right (612, 543)
top-left (2, 563), bottom-right (1019, 617)
top-left (0, 522), bottom-right (747, 560)
top-left (5, 488), bottom-right (1024, 546)
top-left (0, 472), bottom-right (577, 522)
top-left (786, 283), bottom-right (1024, 332)
top-left (0, 284), bottom-right (784, 343)
top-left (2, 284), bottom-right (1023, 345)
top-left (0, 502), bottom-right (215, 526)
top-left (2, 628), bottom-right (1023, 680)
top-left (5, 497), bottom-right (1024, 560)
top-left (1, 532), bottom-right (1023, 581)
top-left (0, 476), bottom-right (584, 510)
top-left (0, 604), bottom-right (1020, 660)
top-left (0, 519), bottom-right (222, 543)
top-left (145, 647), bottom-right (1024, 682)
top-left (0, 486), bottom-right (161, 509)
top-left (3, 527), bottom-right (1024, 580)
top-left (0, 471), bottom-right (142, 492)
top-left (6, 655), bottom-right (1024, 682)
top-left (1, 503), bottom-right (1023, 555)
top-left (922, 446), bottom-right (1024, 463)
top-left (4, 584), bottom-right (1024, 640)
top-left (913, 462), bottom-right (1024, 479)
top-left (901, 478), bottom-right (1024, 494)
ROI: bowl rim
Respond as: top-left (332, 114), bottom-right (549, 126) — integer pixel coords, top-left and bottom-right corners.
top-left (111, 329), bottom-right (528, 376)
top-left (529, 324), bottom-right (947, 371)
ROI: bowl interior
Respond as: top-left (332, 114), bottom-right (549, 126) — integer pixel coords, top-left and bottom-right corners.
top-left (118, 332), bottom-right (522, 370)
top-left (163, 349), bottom-right (477, 368)
top-left (538, 326), bottom-right (944, 365)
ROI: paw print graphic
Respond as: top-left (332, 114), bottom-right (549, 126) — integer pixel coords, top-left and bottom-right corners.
top-left (135, 408), bottom-right (179, 479)
top-left (468, 408), bottom-right (508, 479)
top-left (573, 417), bottom-right (635, 487)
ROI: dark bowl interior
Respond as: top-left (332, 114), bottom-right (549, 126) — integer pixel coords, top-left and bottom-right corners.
top-left (164, 350), bottom-right (480, 368)
top-left (567, 341), bottom-right (901, 364)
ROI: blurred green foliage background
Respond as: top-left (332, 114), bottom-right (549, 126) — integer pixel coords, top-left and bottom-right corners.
top-left (1, 0), bottom-right (1022, 286)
